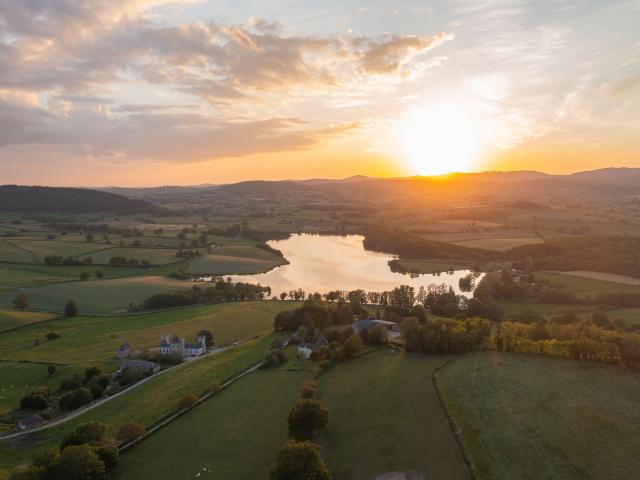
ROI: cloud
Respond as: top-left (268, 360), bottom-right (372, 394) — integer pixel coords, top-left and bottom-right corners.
top-left (356, 33), bottom-right (453, 75)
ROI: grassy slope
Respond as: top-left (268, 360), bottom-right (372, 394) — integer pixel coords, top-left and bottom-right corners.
top-left (0, 276), bottom-right (190, 314)
top-left (0, 309), bottom-right (56, 333)
top-left (0, 301), bottom-right (293, 366)
top-left (117, 369), bottom-right (307, 480)
top-left (0, 363), bottom-right (86, 418)
top-left (0, 241), bottom-right (36, 264)
top-left (188, 245), bottom-right (287, 275)
top-left (0, 337), bottom-right (272, 476)
top-left (317, 350), bottom-right (470, 480)
top-left (437, 351), bottom-right (640, 480)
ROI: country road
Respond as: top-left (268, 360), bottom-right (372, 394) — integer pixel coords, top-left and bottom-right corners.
top-left (0, 346), bottom-right (231, 441)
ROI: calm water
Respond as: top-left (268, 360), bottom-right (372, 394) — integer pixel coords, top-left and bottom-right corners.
top-left (229, 234), bottom-right (477, 297)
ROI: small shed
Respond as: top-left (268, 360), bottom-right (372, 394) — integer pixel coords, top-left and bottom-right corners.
top-left (18, 415), bottom-right (44, 430)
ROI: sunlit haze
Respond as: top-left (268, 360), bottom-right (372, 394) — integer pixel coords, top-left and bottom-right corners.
top-left (1, 1), bottom-right (638, 186)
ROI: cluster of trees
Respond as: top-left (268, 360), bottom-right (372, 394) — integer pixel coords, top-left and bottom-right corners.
top-left (44, 256), bottom-right (93, 266)
top-left (56, 368), bottom-right (110, 411)
top-left (142, 281), bottom-right (271, 309)
top-left (363, 229), bottom-right (496, 261)
top-left (11, 422), bottom-right (119, 480)
top-left (496, 319), bottom-right (640, 369)
top-left (271, 395), bottom-right (331, 480)
top-left (175, 249), bottom-right (201, 259)
top-left (205, 224), bottom-right (290, 242)
top-left (273, 299), bottom-right (367, 333)
top-left (401, 317), bottom-right (491, 354)
top-left (108, 256), bottom-right (151, 267)
top-left (20, 386), bottom-right (50, 411)
top-left (256, 243), bottom-right (286, 259)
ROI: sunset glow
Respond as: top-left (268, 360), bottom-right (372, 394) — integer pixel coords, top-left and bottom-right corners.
top-left (401, 102), bottom-right (486, 175)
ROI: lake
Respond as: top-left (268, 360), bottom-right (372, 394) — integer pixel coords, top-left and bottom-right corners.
top-left (229, 234), bottom-right (477, 296)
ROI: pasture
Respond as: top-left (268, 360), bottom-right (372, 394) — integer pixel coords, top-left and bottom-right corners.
top-left (0, 276), bottom-right (190, 314)
top-left (436, 352), bottom-right (640, 480)
top-left (188, 245), bottom-right (286, 275)
top-left (536, 271), bottom-right (640, 298)
top-left (0, 337), bottom-right (272, 476)
top-left (453, 237), bottom-right (543, 251)
top-left (317, 350), bottom-right (470, 480)
top-left (0, 301), bottom-right (292, 366)
top-left (0, 309), bottom-right (56, 333)
top-left (550, 270), bottom-right (640, 285)
top-left (117, 368), bottom-right (307, 480)
top-left (0, 241), bottom-right (36, 264)
top-left (78, 247), bottom-right (180, 266)
top-left (6, 240), bottom-right (109, 262)
top-left (0, 362), bottom-right (85, 418)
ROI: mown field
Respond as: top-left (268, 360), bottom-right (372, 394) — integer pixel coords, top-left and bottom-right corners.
top-left (0, 301), bottom-right (293, 366)
top-left (0, 276), bottom-right (190, 314)
top-left (536, 271), bottom-right (640, 298)
top-left (437, 352), bottom-right (640, 480)
top-left (0, 309), bottom-right (56, 332)
top-left (317, 350), bottom-right (470, 480)
top-left (188, 245), bottom-right (287, 275)
top-left (0, 337), bottom-right (272, 477)
top-left (117, 368), bottom-right (307, 480)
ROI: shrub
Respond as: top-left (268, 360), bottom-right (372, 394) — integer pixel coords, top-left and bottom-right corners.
top-left (58, 388), bottom-right (92, 411)
top-left (64, 299), bottom-right (78, 317)
top-left (300, 381), bottom-right (316, 399)
top-left (89, 384), bottom-right (104, 400)
top-left (270, 441), bottom-right (331, 480)
top-left (20, 393), bottom-right (49, 410)
top-left (85, 367), bottom-right (102, 381)
top-left (177, 393), bottom-right (198, 410)
top-left (51, 444), bottom-right (106, 480)
top-left (96, 375), bottom-right (110, 389)
top-left (45, 332), bottom-right (61, 341)
top-left (287, 399), bottom-right (329, 441)
top-left (60, 374), bottom-right (82, 391)
top-left (47, 364), bottom-right (57, 377)
top-left (342, 334), bottom-right (364, 359)
top-left (95, 445), bottom-right (119, 472)
top-left (369, 325), bottom-right (389, 346)
top-left (117, 422), bottom-right (146, 443)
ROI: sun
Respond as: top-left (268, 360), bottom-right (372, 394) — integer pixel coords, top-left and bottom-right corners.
top-left (400, 101), bottom-right (486, 176)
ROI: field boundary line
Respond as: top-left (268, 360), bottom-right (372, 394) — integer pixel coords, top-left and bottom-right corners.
top-left (432, 356), bottom-right (478, 480)
top-left (118, 361), bottom-right (264, 453)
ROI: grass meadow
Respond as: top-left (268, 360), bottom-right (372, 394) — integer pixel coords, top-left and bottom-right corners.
top-left (437, 351), bottom-right (640, 480)
top-left (117, 368), bottom-right (307, 480)
top-left (0, 309), bottom-right (56, 333)
top-left (536, 271), bottom-right (640, 298)
top-left (0, 337), bottom-right (273, 477)
top-left (0, 276), bottom-right (190, 314)
top-left (317, 349), bottom-right (470, 480)
top-left (0, 301), bottom-right (293, 366)
top-left (188, 245), bottom-right (287, 275)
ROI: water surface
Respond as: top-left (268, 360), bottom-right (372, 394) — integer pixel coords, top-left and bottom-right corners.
top-left (229, 234), bottom-right (476, 296)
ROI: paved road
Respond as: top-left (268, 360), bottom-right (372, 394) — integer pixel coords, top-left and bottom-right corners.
top-left (0, 346), bottom-right (230, 441)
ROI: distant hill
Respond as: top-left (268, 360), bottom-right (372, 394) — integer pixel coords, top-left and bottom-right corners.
top-left (0, 185), bottom-right (169, 214)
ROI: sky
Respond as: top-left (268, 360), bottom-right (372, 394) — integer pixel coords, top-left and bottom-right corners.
top-left (0, 0), bottom-right (639, 186)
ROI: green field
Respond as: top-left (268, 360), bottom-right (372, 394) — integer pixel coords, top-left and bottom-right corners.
top-left (6, 240), bottom-right (109, 262)
top-left (437, 352), bottom-right (640, 480)
top-left (117, 368), bottom-right (307, 480)
top-left (0, 309), bottom-right (56, 332)
top-left (0, 241), bottom-right (36, 264)
top-left (0, 301), bottom-right (292, 366)
top-left (391, 258), bottom-right (470, 273)
top-left (317, 350), bottom-right (470, 480)
top-left (0, 276), bottom-right (190, 314)
top-left (188, 245), bottom-right (287, 275)
top-left (78, 247), bottom-right (181, 266)
top-left (0, 264), bottom-right (143, 292)
top-left (0, 337), bottom-right (273, 477)
top-left (536, 271), bottom-right (640, 298)
top-left (0, 363), bottom-right (85, 418)
top-left (453, 237), bottom-right (543, 251)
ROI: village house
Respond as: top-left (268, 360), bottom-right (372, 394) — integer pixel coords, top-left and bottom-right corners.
top-left (18, 414), bottom-right (45, 431)
top-left (159, 333), bottom-right (209, 358)
top-left (118, 359), bottom-right (160, 375)
top-left (116, 342), bottom-right (132, 359)
top-left (352, 319), bottom-right (401, 339)
top-left (298, 336), bottom-right (329, 359)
